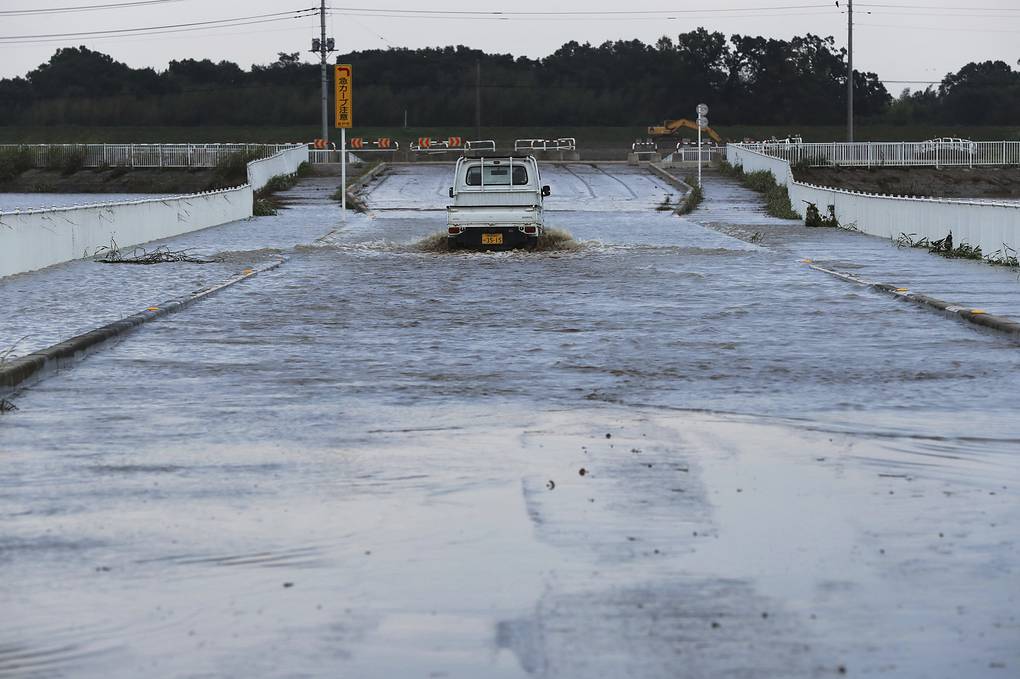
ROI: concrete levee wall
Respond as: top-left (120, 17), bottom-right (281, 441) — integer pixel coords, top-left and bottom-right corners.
top-left (248, 146), bottom-right (308, 191)
top-left (0, 187), bottom-right (252, 279)
top-left (0, 145), bottom-right (309, 279)
top-left (727, 145), bottom-right (1020, 255)
top-left (726, 145), bottom-right (794, 184)
top-left (789, 183), bottom-right (1020, 255)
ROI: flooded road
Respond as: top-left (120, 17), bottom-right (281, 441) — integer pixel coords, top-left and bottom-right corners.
top-left (1, 164), bottom-right (1019, 678)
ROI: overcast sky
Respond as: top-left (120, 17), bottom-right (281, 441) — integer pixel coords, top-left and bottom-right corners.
top-left (1, 0), bottom-right (1018, 92)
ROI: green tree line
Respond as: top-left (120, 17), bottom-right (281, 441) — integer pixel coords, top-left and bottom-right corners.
top-left (0, 31), bottom-right (1016, 127)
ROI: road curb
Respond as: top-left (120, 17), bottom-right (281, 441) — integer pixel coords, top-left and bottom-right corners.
top-left (0, 257), bottom-right (285, 395)
top-left (646, 163), bottom-right (695, 196)
top-left (346, 161), bottom-right (388, 212)
top-left (806, 261), bottom-right (1020, 338)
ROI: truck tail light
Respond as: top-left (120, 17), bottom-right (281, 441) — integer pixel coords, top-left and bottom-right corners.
top-left (523, 226), bottom-right (537, 235)
top-left (448, 226), bottom-right (462, 235)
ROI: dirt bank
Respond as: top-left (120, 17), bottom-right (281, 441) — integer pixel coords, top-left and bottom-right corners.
top-left (0, 167), bottom-right (232, 194)
top-left (792, 166), bottom-right (1020, 199)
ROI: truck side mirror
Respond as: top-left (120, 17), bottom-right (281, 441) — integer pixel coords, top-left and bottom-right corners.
top-left (449, 187), bottom-right (454, 198)
top-left (542, 185), bottom-right (551, 197)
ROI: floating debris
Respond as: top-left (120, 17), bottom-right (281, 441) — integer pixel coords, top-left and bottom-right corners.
top-left (94, 239), bottom-right (221, 265)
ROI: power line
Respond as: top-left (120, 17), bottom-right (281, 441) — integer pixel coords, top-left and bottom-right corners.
top-left (0, 9), bottom-right (319, 43)
top-left (858, 3), bottom-right (1020, 11)
top-left (326, 4), bottom-right (835, 16)
top-left (0, 0), bottom-right (190, 16)
top-left (0, 21), bottom-right (311, 50)
top-left (857, 22), bottom-right (1020, 33)
top-left (863, 10), bottom-right (1020, 19)
top-left (326, 9), bottom-right (839, 22)
top-left (0, 16), bottom-right (320, 46)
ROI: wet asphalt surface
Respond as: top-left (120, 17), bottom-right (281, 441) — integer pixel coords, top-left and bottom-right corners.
top-left (1, 165), bottom-right (1018, 678)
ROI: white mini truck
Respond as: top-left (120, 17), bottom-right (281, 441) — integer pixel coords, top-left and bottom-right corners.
top-left (447, 155), bottom-right (550, 250)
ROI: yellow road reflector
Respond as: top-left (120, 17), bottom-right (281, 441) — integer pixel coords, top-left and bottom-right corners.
top-left (895, 288), bottom-right (909, 293)
top-left (243, 268), bottom-right (254, 274)
top-left (970, 309), bottom-right (987, 315)
top-left (801, 258), bottom-right (813, 263)
top-left (146, 307), bottom-right (160, 311)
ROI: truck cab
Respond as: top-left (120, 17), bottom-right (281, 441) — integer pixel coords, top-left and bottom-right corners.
top-left (446, 155), bottom-right (550, 250)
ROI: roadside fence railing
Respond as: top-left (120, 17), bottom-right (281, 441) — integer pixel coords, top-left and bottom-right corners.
top-left (514, 138), bottom-right (577, 152)
top-left (666, 147), bottom-right (724, 163)
top-left (735, 141), bottom-right (1020, 168)
top-left (0, 143), bottom-right (301, 169)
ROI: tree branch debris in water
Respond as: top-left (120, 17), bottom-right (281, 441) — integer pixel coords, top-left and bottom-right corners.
top-left (93, 240), bottom-right (221, 265)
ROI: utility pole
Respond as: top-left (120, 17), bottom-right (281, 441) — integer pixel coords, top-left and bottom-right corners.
top-left (311, 1), bottom-right (334, 142)
top-left (319, 0), bottom-right (328, 143)
top-left (475, 60), bottom-right (481, 141)
top-left (847, 0), bottom-right (854, 142)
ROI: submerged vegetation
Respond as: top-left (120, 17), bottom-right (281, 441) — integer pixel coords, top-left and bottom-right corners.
top-left (895, 231), bottom-right (1019, 268)
top-left (896, 231), bottom-right (982, 260)
top-left (719, 161), bottom-right (799, 219)
top-left (804, 202), bottom-right (840, 228)
top-left (252, 164), bottom-right (310, 216)
top-left (676, 180), bottom-right (704, 215)
top-left (415, 227), bottom-right (580, 253)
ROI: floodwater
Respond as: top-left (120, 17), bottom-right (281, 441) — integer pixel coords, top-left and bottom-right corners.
top-left (1, 165), bottom-right (1019, 678)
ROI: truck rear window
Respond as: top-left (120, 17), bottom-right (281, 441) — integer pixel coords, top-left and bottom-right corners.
top-left (465, 165), bottom-right (529, 186)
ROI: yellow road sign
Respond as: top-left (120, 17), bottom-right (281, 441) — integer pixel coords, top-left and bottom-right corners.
top-left (335, 64), bottom-right (352, 129)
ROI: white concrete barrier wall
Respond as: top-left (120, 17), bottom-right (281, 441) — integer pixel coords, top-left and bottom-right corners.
top-left (727, 145), bottom-right (1020, 255)
top-left (790, 183), bottom-right (1020, 255)
top-left (726, 145), bottom-right (794, 184)
top-left (0, 144), bottom-right (309, 278)
top-left (247, 145), bottom-right (308, 191)
top-left (0, 187), bottom-right (253, 279)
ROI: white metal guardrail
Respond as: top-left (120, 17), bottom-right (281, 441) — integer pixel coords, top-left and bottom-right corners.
top-left (734, 141), bottom-right (1020, 168)
top-left (514, 138), bottom-right (576, 152)
top-left (666, 147), bottom-right (724, 163)
top-left (0, 143), bottom-right (299, 169)
top-left (309, 150), bottom-right (368, 164)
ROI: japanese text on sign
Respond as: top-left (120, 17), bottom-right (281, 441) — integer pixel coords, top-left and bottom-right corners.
top-left (335, 64), bottom-right (352, 129)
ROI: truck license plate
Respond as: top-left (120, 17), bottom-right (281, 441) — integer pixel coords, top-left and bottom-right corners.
top-left (481, 233), bottom-right (503, 245)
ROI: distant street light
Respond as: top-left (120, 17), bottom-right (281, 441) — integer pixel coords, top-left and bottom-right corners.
top-left (697, 104), bottom-right (709, 189)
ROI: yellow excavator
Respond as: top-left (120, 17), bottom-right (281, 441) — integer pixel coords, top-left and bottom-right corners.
top-left (648, 119), bottom-right (723, 143)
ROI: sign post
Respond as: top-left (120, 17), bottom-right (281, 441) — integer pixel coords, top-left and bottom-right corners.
top-left (696, 103), bottom-right (709, 189)
top-left (335, 64), bottom-right (353, 221)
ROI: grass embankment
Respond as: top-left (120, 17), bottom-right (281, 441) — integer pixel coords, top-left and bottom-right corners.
top-left (2, 125), bottom-right (1018, 145)
top-left (676, 178), bottom-right (704, 215)
top-left (719, 161), bottom-right (799, 219)
top-left (253, 161), bottom-right (313, 215)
